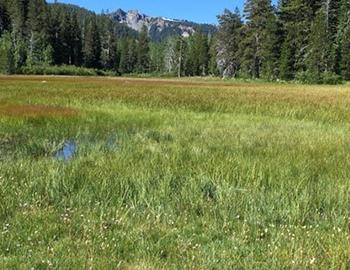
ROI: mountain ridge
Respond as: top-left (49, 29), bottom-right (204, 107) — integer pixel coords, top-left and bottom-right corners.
top-left (109, 9), bottom-right (217, 41)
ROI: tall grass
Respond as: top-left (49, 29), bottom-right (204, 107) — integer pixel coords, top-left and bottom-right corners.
top-left (0, 76), bottom-right (349, 269)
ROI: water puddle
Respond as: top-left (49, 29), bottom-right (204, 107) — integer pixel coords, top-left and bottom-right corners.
top-left (54, 135), bottom-right (119, 161)
top-left (55, 141), bottom-right (77, 161)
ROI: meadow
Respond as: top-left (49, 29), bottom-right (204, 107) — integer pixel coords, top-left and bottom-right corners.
top-left (0, 76), bottom-right (349, 269)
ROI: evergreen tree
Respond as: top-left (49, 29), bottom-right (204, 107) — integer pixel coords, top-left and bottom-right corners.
top-left (240, 0), bottom-right (275, 78)
top-left (0, 1), bottom-right (10, 36)
top-left (9, 0), bottom-right (29, 37)
top-left (70, 12), bottom-right (83, 66)
top-left (100, 16), bottom-right (117, 70)
top-left (200, 33), bottom-right (210, 76)
top-left (117, 37), bottom-right (137, 73)
top-left (340, 24), bottom-right (350, 79)
top-left (306, 7), bottom-right (330, 82)
top-left (8, 0), bottom-right (29, 70)
top-left (26, 0), bottom-right (51, 66)
top-left (208, 35), bottom-right (219, 76)
top-left (279, 30), bottom-right (296, 80)
top-left (27, 0), bottom-right (47, 33)
top-left (186, 31), bottom-right (209, 76)
top-left (216, 8), bottom-right (243, 78)
top-left (149, 41), bottom-right (166, 73)
top-left (136, 25), bottom-right (150, 73)
top-left (48, 4), bottom-right (63, 65)
top-left (127, 38), bottom-right (137, 72)
top-left (0, 31), bottom-right (14, 73)
top-left (192, 29), bottom-right (209, 76)
top-left (118, 38), bottom-right (129, 73)
top-left (48, 4), bottom-right (84, 66)
top-left (261, 8), bottom-right (280, 79)
top-left (186, 35), bottom-right (196, 75)
top-left (326, 0), bottom-right (342, 41)
top-left (278, 0), bottom-right (317, 78)
top-left (61, 12), bottom-right (74, 65)
top-left (333, 0), bottom-right (350, 74)
top-left (83, 15), bottom-right (101, 68)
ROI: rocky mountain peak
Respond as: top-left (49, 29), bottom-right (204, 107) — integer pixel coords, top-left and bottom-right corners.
top-left (109, 9), bottom-right (217, 41)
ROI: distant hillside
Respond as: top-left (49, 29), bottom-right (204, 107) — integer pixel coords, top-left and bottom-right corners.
top-left (109, 9), bottom-right (217, 41)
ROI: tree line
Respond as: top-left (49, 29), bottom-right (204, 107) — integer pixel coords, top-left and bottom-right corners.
top-left (216, 0), bottom-right (350, 83)
top-left (0, 0), bottom-right (214, 77)
top-left (1, 0), bottom-right (350, 83)
top-left (0, 0), bottom-right (134, 73)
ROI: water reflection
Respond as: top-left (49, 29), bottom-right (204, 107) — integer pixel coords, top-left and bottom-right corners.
top-left (56, 141), bottom-right (77, 161)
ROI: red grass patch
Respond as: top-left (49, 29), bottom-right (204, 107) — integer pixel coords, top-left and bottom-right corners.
top-left (0, 104), bottom-right (78, 118)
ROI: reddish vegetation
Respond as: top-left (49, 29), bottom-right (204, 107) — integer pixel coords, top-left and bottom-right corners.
top-left (0, 104), bottom-right (78, 118)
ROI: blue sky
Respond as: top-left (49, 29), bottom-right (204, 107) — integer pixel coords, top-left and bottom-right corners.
top-left (47, 0), bottom-right (252, 24)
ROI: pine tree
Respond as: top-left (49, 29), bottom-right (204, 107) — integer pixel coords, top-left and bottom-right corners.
top-left (279, 30), bottom-right (296, 80)
top-left (186, 35), bottom-right (197, 76)
top-left (118, 38), bottom-right (129, 74)
top-left (100, 15), bottom-right (117, 70)
top-left (9, 0), bottom-right (29, 37)
top-left (83, 15), bottom-right (101, 68)
top-left (60, 12), bottom-right (74, 65)
top-left (216, 8), bottom-right (243, 78)
top-left (118, 37), bottom-right (137, 73)
top-left (240, 0), bottom-right (275, 78)
top-left (0, 31), bottom-right (14, 73)
top-left (149, 41), bottom-right (166, 73)
top-left (261, 8), bottom-right (280, 80)
top-left (70, 12), bottom-right (83, 66)
top-left (136, 25), bottom-right (150, 73)
top-left (306, 7), bottom-right (330, 82)
top-left (326, 0), bottom-right (342, 41)
top-left (26, 0), bottom-right (51, 66)
top-left (47, 4), bottom-right (83, 66)
top-left (128, 38), bottom-right (137, 72)
top-left (8, 0), bottom-right (29, 70)
top-left (194, 29), bottom-right (210, 76)
top-left (47, 4), bottom-right (63, 65)
top-left (208, 35), bottom-right (219, 76)
top-left (187, 30), bottom-right (208, 76)
top-left (0, 1), bottom-right (10, 36)
top-left (332, 0), bottom-right (350, 74)
top-left (340, 24), bottom-right (350, 79)
top-left (278, 0), bottom-right (318, 78)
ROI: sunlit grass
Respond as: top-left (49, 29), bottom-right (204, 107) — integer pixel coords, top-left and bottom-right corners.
top-left (0, 76), bottom-right (350, 269)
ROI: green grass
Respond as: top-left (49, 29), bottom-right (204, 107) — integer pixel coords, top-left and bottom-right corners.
top-left (0, 76), bottom-right (349, 269)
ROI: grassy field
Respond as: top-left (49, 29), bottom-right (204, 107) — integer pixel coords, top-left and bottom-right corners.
top-left (0, 76), bottom-right (349, 269)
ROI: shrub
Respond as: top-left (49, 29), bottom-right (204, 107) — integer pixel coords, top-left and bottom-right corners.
top-left (20, 65), bottom-right (116, 77)
top-left (321, 72), bottom-right (343, 85)
top-left (296, 70), bottom-right (317, 84)
top-left (296, 71), bottom-right (343, 85)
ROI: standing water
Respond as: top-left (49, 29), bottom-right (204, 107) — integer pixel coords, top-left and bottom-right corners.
top-left (55, 141), bottom-right (77, 161)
